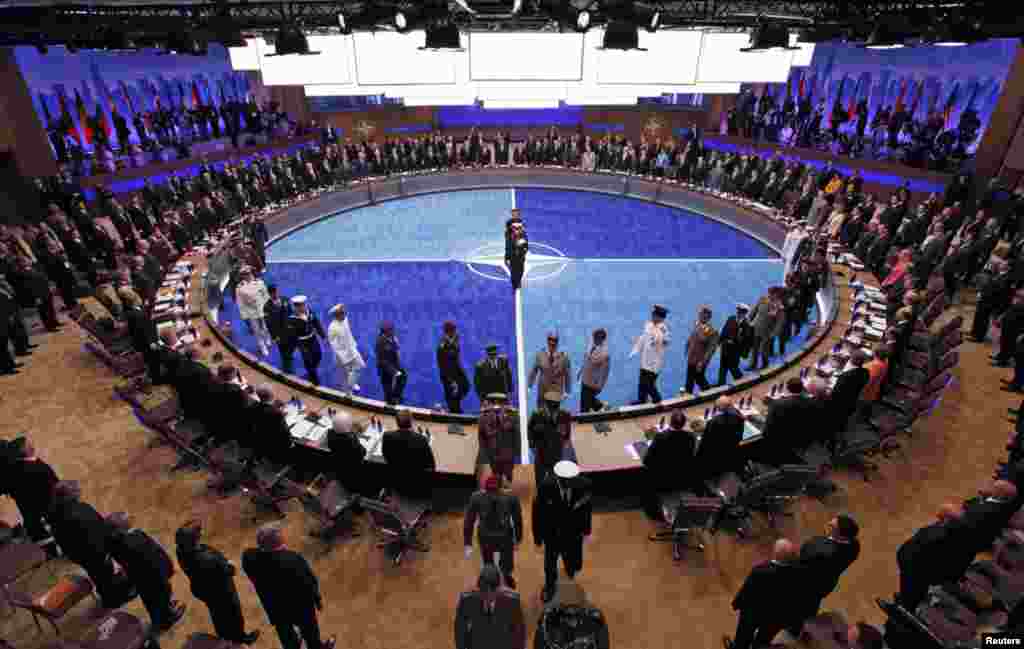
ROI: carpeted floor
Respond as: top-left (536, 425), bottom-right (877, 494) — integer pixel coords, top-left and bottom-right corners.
top-left (0, 288), bottom-right (1012, 649)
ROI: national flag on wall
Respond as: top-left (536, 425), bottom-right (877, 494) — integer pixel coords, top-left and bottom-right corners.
top-left (56, 89), bottom-right (77, 142)
top-left (94, 102), bottom-right (111, 139)
top-left (909, 79), bottom-right (924, 118)
top-left (191, 80), bottom-right (202, 108)
top-left (73, 89), bottom-right (92, 145)
top-left (120, 80), bottom-right (135, 115)
top-left (943, 82), bottom-right (960, 128)
top-left (966, 80), bottom-right (981, 110)
top-left (894, 78), bottom-right (909, 114)
top-left (847, 78), bottom-right (860, 119)
top-left (39, 93), bottom-right (52, 127)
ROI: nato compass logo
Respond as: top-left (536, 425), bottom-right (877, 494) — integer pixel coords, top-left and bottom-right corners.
top-left (463, 242), bottom-right (570, 283)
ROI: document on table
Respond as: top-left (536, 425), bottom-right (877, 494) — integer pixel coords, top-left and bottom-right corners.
top-left (359, 431), bottom-right (384, 457)
top-left (626, 440), bottom-right (650, 461)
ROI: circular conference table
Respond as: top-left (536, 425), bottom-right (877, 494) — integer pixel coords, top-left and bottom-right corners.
top-left (173, 167), bottom-right (860, 492)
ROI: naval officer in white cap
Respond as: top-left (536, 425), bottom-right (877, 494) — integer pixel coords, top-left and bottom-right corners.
top-left (327, 304), bottom-right (364, 394)
top-left (286, 296), bottom-right (326, 386)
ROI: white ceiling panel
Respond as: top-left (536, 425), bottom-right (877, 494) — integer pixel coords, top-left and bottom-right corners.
top-left (354, 31), bottom-right (463, 85)
top-left (469, 32), bottom-right (585, 81)
top-left (696, 31), bottom-right (795, 83)
top-left (260, 35), bottom-right (354, 86)
top-left (228, 38), bottom-right (260, 71)
top-left (596, 30), bottom-right (702, 85)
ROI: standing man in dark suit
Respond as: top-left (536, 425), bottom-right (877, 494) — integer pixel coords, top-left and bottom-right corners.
top-left (437, 321), bottom-right (470, 414)
top-left (47, 482), bottom-right (135, 608)
top-left (287, 296), bottom-right (325, 385)
top-left (176, 520), bottom-right (260, 645)
top-left (724, 539), bottom-right (812, 649)
top-left (694, 396), bottom-right (744, 488)
top-left (242, 524), bottom-right (336, 649)
top-left (454, 565), bottom-right (526, 649)
top-left (643, 410), bottom-right (696, 516)
top-left (830, 351), bottom-right (871, 433)
top-left (376, 321), bottom-right (406, 406)
top-left (895, 503), bottom-right (975, 611)
top-left (5, 439), bottom-right (59, 546)
top-left (760, 378), bottom-right (822, 464)
top-left (263, 285), bottom-right (294, 373)
top-left (474, 344), bottom-right (513, 402)
top-left (716, 305), bottom-right (748, 387)
top-left (799, 515), bottom-right (861, 620)
top-left (533, 461), bottom-right (592, 604)
top-left (528, 392), bottom-right (572, 488)
top-left (106, 512), bottom-right (186, 631)
top-left (382, 410), bottom-right (436, 501)
top-left (578, 328), bottom-right (610, 413)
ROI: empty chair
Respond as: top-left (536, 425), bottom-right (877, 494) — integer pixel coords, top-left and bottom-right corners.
top-left (717, 465), bottom-right (816, 538)
top-left (6, 573), bottom-right (96, 634)
top-left (308, 481), bottom-right (361, 543)
top-left (648, 495), bottom-right (722, 561)
top-left (361, 494), bottom-right (430, 565)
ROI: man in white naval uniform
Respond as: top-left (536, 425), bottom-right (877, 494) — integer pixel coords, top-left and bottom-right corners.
top-left (630, 304), bottom-right (671, 404)
top-left (235, 267), bottom-right (273, 357)
top-left (327, 304), bottom-right (364, 394)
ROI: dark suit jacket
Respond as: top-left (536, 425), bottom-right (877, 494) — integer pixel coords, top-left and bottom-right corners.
top-left (7, 458), bottom-right (59, 517)
top-left (762, 395), bottom-right (825, 456)
top-left (732, 560), bottom-right (813, 622)
top-left (643, 428), bottom-right (696, 492)
top-left (896, 520), bottom-right (977, 587)
top-left (383, 428), bottom-right (436, 498)
top-left (177, 543), bottom-right (238, 603)
top-left (250, 402), bottom-right (294, 460)
top-left (961, 497), bottom-right (1018, 554)
top-left (49, 500), bottom-right (115, 566)
top-left (242, 548), bottom-right (321, 623)
top-left (263, 297), bottom-right (291, 341)
top-left (108, 528), bottom-right (175, 583)
top-left (799, 536), bottom-right (861, 599)
top-left (532, 473), bottom-right (592, 547)
top-left (831, 367), bottom-right (870, 421)
top-left (474, 356), bottom-right (513, 398)
top-left (694, 410), bottom-right (744, 480)
top-left (327, 430), bottom-right (366, 487)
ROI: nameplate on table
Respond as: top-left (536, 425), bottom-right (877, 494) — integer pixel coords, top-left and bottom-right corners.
top-left (625, 440), bottom-right (649, 461)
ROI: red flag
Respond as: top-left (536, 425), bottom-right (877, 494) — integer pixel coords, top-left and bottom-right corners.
top-left (94, 103), bottom-right (111, 139)
top-left (798, 73), bottom-right (806, 100)
top-left (943, 82), bottom-right (960, 129)
top-left (191, 80), bottom-right (202, 108)
top-left (894, 78), bottom-right (909, 114)
top-left (847, 79), bottom-right (859, 119)
top-left (74, 89), bottom-right (93, 145)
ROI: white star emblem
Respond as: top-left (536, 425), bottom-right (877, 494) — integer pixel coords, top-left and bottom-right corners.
top-left (463, 242), bottom-right (570, 282)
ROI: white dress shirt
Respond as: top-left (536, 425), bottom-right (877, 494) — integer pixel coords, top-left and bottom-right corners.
top-left (631, 321), bottom-right (670, 373)
top-left (328, 317), bottom-right (365, 368)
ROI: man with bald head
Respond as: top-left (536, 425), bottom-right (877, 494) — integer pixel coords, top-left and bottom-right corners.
top-left (327, 412), bottom-right (367, 495)
top-left (106, 512), bottom-right (185, 631)
top-left (725, 538), bottom-right (814, 649)
top-left (242, 524), bottom-right (335, 649)
top-left (694, 396), bottom-right (744, 488)
top-left (895, 503), bottom-right (975, 611)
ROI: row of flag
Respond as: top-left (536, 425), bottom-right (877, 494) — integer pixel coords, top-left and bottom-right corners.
top-left (36, 69), bottom-right (253, 148)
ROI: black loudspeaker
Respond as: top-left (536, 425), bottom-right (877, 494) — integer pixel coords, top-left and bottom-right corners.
top-left (0, 150), bottom-right (41, 224)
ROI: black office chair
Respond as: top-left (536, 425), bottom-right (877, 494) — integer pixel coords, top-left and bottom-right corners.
top-left (362, 492), bottom-right (430, 566)
top-left (715, 465), bottom-right (817, 538)
top-left (648, 494), bottom-right (723, 562)
top-left (876, 599), bottom-right (946, 649)
top-left (305, 480), bottom-right (362, 544)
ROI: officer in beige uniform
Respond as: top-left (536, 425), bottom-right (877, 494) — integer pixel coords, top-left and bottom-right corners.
top-left (528, 332), bottom-right (571, 408)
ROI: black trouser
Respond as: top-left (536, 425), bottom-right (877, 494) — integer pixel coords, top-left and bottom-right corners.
top-left (138, 577), bottom-right (177, 627)
top-left (543, 540), bottom-right (583, 592)
top-left (637, 369), bottom-right (662, 404)
top-left (534, 460), bottom-right (554, 490)
top-left (717, 350), bottom-right (743, 386)
top-left (748, 336), bottom-right (769, 369)
top-left (278, 340), bottom-right (296, 374)
top-left (0, 333), bottom-right (15, 371)
top-left (47, 261), bottom-right (78, 309)
top-left (509, 255), bottom-right (525, 290)
top-left (273, 609), bottom-right (322, 649)
top-left (297, 339), bottom-right (322, 385)
top-left (732, 612), bottom-right (787, 649)
top-left (481, 538), bottom-right (515, 583)
top-left (380, 368), bottom-right (407, 405)
top-left (580, 385), bottom-right (602, 413)
top-left (971, 301), bottom-right (994, 341)
top-left (77, 554), bottom-right (134, 607)
top-left (442, 373), bottom-right (469, 414)
top-left (10, 315), bottom-right (29, 353)
top-left (685, 363), bottom-right (711, 394)
top-left (202, 589), bottom-right (248, 643)
top-left (896, 569), bottom-right (929, 613)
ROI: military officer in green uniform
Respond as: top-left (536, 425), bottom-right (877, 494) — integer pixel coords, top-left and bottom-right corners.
top-left (528, 391), bottom-right (572, 487)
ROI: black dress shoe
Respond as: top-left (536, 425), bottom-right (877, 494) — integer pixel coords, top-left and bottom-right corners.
top-left (0, 368), bottom-right (20, 376)
top-left (239, 631), bottom-right (260, 644)
top-left (26, 343), bottom-right (39, 350)
top-left (14, 350), bottom-right (31, 357)
top-left (1002, 385), bottom-right (1024, 393)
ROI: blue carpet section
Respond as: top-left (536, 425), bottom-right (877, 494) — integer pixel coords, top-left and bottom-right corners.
top-left (268, 189), bottom-right (515, 262)
top-left (228, 188), bottom-right (817, 413)
top-left (514, 189), bottom-right (777, 259)
top-left (219, 261), bottom-right (517, 412)
top-left (520, 260), bottom-right (815, 414)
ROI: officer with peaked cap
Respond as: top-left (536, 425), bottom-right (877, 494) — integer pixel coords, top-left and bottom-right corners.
top-left (477, 392), bottom-right (519, 486)
top-left (528, 391), bottom-right (572, 488)
top-left (631, 304), bottom-right (671, 404)
top-left (532, 460), bottom-right (592, 603)
top-left (474, 343), bottom-right (513, 401)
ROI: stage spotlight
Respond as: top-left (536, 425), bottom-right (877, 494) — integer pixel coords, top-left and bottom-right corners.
top-left (741, 23), bottom-right (797, 52)
top-left (862, 19), bottom-right (908, 49)
top-left (338, 13), bottom-right (351, 35)
top-left (394, 11), bottom-right (410, 32)
top-left (926, 20), bottom-right (984, 47)
top-left (423, 23), bottom-right (462, 49)
top-left (575, 9), bottom-right (591, 31)
top-left (265, 26), bottom-right (319, 56)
